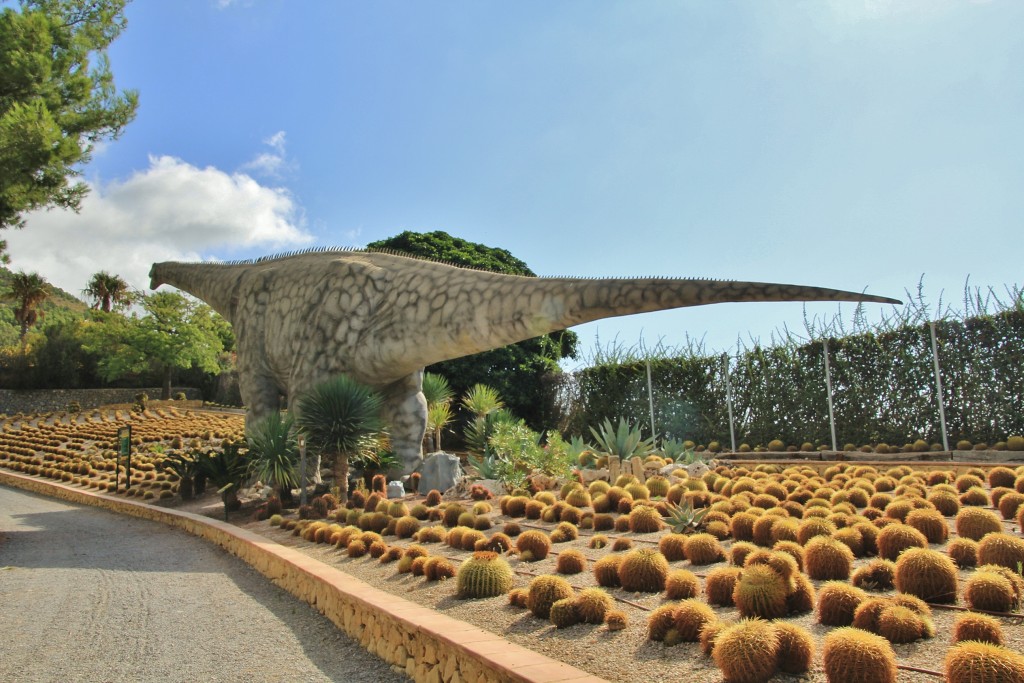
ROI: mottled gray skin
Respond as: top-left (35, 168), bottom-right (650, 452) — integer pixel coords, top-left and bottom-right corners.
top-left (150, 249), bottom-right (899, 474)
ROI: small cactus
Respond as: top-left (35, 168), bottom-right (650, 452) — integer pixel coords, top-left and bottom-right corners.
top-left (574, 587), bottom-right (613, 624)
top-left (817, 581), bottom-right (868, 626)
top-left (952, 612), bottom-right (1003, 645)
top-left (713, 618), bottom-right (779, 683)
top-left (617, 548), bottom-right (669, 593)
top-left (549, 598), bottom-right (580, 628)
top-left (894, 547), bottom-right (959, 604)
top-left (515, 530), bottom-right (551, 561)
top-left (943, 641), bottom-right (1024, 683)
top-left (822, 627), bottom-right (897, 683)
top-left (733, 564), bottom-right (788, 619)
top-left (526, 575), bottom-right (574, 619)
top-left (456, 551), bottom-right (514, 598)
top-left (774, 621), bottom-right (815, 675)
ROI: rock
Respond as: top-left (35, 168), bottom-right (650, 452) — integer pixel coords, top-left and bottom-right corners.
top-left (416, 452), bottom-right (463, 495)
top-left (386, 481), bottom-right (405, 499)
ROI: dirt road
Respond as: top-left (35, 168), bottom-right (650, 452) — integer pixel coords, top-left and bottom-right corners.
top-left (0, 485), bottom-right (409, 683)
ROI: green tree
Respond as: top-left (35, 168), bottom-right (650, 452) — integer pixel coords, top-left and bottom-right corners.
top-left (366, 230), bottom-right (579, 431)
top-left (0, 0), bottom-right (139, 262)
top-left (4, 269), bottom-right (48, 344)
top-left (82, 291), bottom-right (225, 399)
top-left (296, 375), bottom-right (383, 504)
top-left (82, 270), bottom-right (131, 311)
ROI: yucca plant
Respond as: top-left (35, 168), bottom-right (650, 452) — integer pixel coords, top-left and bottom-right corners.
top-left (461, 383), bottom-right (504, 418)
top-left (663, 500), bottom-right (709, 534)
top-left (296, 375), bottom-right (384, 504)
top-left (589, 417), bottom-right (656, 460)
top-left (421, 372), bottom-right (454, 406)
top-left (426, 400), bottom-right (453, 452)
top-left (163, 450), bottom-right (199, 500)
top-left (246, 411), bottom-right (298, 506)
top-left (464, 408), bottom-right (516, 458)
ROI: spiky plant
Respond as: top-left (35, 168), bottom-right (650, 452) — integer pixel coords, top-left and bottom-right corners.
top-left (456, 551), bottom-right (515, 598)
top-left (943, 641), bottom-right (1024, 683)
top-left (685, 533), bottom-right (726, 565)
top-left (955, 507), bottom-right (1003, 541)
top-left (977, 532), bottom-right (1024, 570)
top-left (775, 621), bottom-right (815, 675)
top-left (816, 581), bottom-right (867, 626)
top-left (673, 599), bottom-right (716, 642)
top-left (555, 549), bottom-right (587, 575)
top-left (526, 575), bottom-right (574, 619)
top-left (662, 499), bottom-right (709, 534)
top-left (952, 612), bottom-right (1003, 645)
top-left (705, 567), bottom-right (741, 607)
top-left (894, 547), bottom-right (959, 604)
top-left (617, 548), bottom-right (669, 593)
top-left (593, 554), bottom-right (623, 588)
top-left (664, 569), bottom-right (701, 600)
top-left (712, 618), bottom-right (779, 683)
top-left (851, 558), bottom-right (897, 591)
top-left (804, 536), bottom-right (855, 580)
top-left (733, 565), bottom-right (789, 619)
top-left (588, 417), bottom-right (656, 460)
top-left (574, 587), bottom-right (613, 624)
top-left (964, 569), bottom-right (1019, 612)
top-left (822, 627), bottom-right (897, 683)
top-left (515, 530), bottom-right (551, 561)
top-left (296, 375), bottom-right (383, 504)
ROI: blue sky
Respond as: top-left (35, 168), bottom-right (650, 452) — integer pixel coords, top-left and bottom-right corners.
top-left (8, 0), bottom-right (1022, 367)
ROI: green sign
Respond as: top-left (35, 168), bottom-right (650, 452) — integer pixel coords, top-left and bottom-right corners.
top-left (118, 426), bottom-right (131, 457)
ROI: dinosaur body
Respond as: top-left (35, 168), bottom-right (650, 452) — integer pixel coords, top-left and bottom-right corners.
top-left (150, 248), bottom-right (899, 474)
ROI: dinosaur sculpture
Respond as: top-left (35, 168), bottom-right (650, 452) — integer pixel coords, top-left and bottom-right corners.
top-left (150, 248), bottom-right (899, 474)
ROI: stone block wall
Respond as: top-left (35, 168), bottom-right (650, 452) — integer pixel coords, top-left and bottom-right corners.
top-left (0, 387), bottom-right (201, 415)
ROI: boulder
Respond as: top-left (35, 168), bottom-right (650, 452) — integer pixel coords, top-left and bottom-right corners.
top-left (386, 480), bottom-right (405, 499)
top-left (416, 452), bottom-right (463, 495)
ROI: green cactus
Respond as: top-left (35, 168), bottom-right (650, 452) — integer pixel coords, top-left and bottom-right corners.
top-left (456, 551), bottom-right (515, 598)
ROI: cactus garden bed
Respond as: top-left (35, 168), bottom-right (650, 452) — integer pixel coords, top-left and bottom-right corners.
top-left (2, 409), bottom-right (1024, 682)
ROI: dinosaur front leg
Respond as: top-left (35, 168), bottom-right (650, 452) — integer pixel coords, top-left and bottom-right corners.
top-left (379, 371), bottom-right (427, 477)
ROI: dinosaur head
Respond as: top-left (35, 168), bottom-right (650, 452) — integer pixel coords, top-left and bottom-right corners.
top-left (149, 263), bottom-right (165, 290)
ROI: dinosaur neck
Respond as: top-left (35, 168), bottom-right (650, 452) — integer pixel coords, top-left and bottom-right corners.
top-left (381, 274), bottom-right (899, 375)
top-left (149, 262), bottom-right (242, 321)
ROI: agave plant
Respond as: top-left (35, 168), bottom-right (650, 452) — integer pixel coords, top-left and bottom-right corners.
top-left (589, 417), bottom-right (656, 460)
top-left (463, 408), bottom-right (516, 458)
top-left (246, 411), bottom-right (298, 505)
top-left (567, 435), bottom-right (597, 468)
top-left (662, 500), bottom-right (709, 534)
top-left (660, 437), bottom-right (689, 462)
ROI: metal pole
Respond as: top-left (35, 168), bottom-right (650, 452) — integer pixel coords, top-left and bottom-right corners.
top-left (929, 321), bottom-right (950, 451)
top-left (823, 339), bottom-right (838, 452)
top-left (645, 358), bottom-right (656, 440)
top-left (722, 353), bottom-right (737, 453)
top-left (298, 435), bottom-right (308, 506)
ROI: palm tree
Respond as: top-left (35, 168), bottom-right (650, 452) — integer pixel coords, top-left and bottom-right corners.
top-left (83, 271), bottom-right (132, 312)
top-left (246, 411), bottom-right (299, 506)
top-left (6, 271), bottom-right (48, 345)
top-left (296, 375), bottom-right (383, 504)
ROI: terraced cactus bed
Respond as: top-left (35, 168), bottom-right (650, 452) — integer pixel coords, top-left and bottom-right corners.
top-left (2, 409), bottom-right (1023, 682)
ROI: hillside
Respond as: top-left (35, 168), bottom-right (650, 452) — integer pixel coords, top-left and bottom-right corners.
top-left (0, 266), bottom-right (90, 347)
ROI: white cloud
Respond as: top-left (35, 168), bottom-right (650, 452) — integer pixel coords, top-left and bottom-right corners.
top-left (5, 155), bottom-right (313, 298)
top-left (241, 130), bottom-right (292, 178)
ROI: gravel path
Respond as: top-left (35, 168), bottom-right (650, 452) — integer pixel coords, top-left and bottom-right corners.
top-left (0, 485), bottom-right (409, 683)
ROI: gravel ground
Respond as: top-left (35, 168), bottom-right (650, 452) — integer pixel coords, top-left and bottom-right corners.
top-left (247, 507), bottom-right (1024, 683)
top-left (0, 485), bottom-right (409, 683)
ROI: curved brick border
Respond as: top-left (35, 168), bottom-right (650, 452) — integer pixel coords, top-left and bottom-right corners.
top-left (0, 471), bottom-right (606, 683)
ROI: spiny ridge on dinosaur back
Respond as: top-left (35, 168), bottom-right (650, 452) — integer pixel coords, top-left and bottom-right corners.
top-left (184, 245), bottom-right (889, 287)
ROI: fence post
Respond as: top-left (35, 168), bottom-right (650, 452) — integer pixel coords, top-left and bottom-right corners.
top-left (823, 339), bottom-right (838, 451)
top-left (645, 359), bottom-right (656, 440)
top-left (722, 353), bottom-right (737, 453)
top-left (929, 321), bottom-right (950, 451)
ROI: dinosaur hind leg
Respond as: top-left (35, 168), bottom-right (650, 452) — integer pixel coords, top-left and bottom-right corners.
top-left (380, 371), bottom-right (427, 477)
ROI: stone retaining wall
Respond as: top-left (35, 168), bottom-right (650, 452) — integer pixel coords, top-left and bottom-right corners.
top-left (0, 387), bottom-right (202, 416)
top-left (0, 470), bottom-right (605, 683)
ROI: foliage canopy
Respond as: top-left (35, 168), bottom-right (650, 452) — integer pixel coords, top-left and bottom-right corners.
top-left (0, 0), bottom-right (139, 262)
